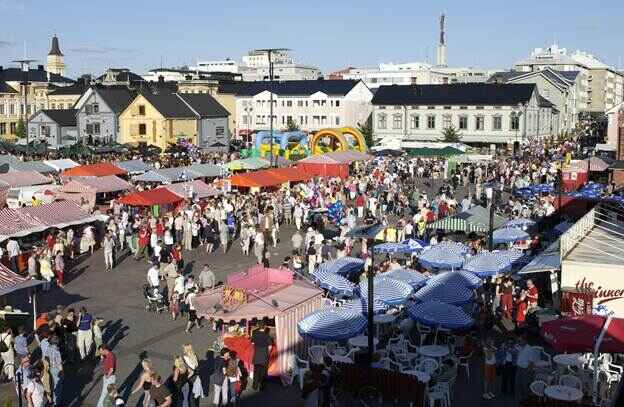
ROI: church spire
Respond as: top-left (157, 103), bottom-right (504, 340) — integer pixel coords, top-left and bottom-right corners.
top-left (48, 35), bottom-right (63, 56)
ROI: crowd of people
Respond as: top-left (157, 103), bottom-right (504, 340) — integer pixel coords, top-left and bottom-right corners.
top-left (2, 135), bottom-right (609, 406)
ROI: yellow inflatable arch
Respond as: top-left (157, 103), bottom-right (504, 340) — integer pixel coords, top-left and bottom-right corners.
top-left (310, 127), bottom-right (367, 155)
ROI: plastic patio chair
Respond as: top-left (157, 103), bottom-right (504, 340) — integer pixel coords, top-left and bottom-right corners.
top-left (308, 345), bottom-right (326, 365)
top-left (458, 350), bottom-right (473, 381)
top-left (531, 346), bottom-right (552, 369)
top-left (530, 380), bottom-right (547, 397)
top-left (417, 357), bottom-right (439, 375)
top-left (559, 374), bottom-right (582, 390)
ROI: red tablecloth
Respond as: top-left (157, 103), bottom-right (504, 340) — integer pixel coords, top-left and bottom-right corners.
top-left (224, 336), bottom-right (280, 376)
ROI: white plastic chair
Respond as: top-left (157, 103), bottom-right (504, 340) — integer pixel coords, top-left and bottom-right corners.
top-left (292, 356), bottom-right (310, 390)
top-left (559, 374), bottom-right (582, 390)
top-left (534, 372), bottom-right (553, 385)
top-left (531, 346), bottom-right (552, 369)
top-left (308, 345), bottom-right (326, 365)
top-left (458, 350), bottom-right (473, 381)
top-left (427, 384), bottom-right (449, 407)
top-left (380, 357), bottom-right (402, 371)
top-left (417, 357), bottom-right (439, 375)
top-left (530, 380), bottom-right (547, 397)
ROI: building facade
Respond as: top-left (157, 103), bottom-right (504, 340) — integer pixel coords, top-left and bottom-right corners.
top-left (74, 86), bottom-right (135, 145)
top-left (371, 83), bottom-right (559, 146)
top-left (514, 44), bottom-right (624, 113)
top-left (119, 92), bottom-right (229, 151)
top-left (28, 109), bottom-right (78, 147)
top-left (46, 35), bottom-right (66, 76)
top-left (218, 80), bottom-right (373, 135)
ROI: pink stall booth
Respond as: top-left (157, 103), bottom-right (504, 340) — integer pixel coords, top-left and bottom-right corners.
top-left (192, 265), bottom-right (324, 378)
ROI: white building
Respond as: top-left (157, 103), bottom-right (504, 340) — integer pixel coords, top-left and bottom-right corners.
top-left (371, 83), bottom-right (559, 146)
top-left (488, 67), bottom-right (583, 130)
top-left (514, 44), bottom-right (624, 113)
top-left (218, 79), bottom-right (373, 133)
top-left (339, 63), bottom-right (497, 89)
top-left (190, 59), bottom-right (239, 74)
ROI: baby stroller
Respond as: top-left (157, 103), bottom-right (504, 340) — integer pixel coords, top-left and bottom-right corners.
top-left (143, 284), bottom-right (167, 313)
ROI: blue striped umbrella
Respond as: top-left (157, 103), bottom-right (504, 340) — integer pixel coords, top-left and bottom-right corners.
top-left (315, 257), bottom-right (365, 275)
top-left (340, 296), bottom-right (389, 314)
top-left (463, 251), bottom-right (512, 277)
top-left (418, 246), bottom-right (465, 270)
top-left (373, 242), bottom-right (415, 254)
top-left (401, 239), bottom-right (428, 251)
top-left (359, 277), bottom-right (414, 306)
top-left (310, 269), bottom-right (356, 297)
top-left (414, 273), bottom-right (475, 305)
top-left (504, 218), bottom-right (536, 229)
top-left (428, 270), bottom-right (483, 289)
top-left (431, 241), bottom-right (469, 254)
top-left (383, 268), bottom-right (429, 288)
top-left (407, 301), bottom-right (474, 330)
top-left (493, 227), bottom-right (530, 244)
top-left (298, 308), bottom-right (367, 341)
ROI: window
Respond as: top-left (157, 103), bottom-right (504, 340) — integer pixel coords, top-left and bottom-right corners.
top-left (458, 115), bottom-right (468, 130)
top-left (85, 105), bottom-right (92, 114)
top-left (58, 104), bottom-right (64, 110)
top-left (410, 115), bottom-right (419, 129)
top-left (492, 116), bottom-right (502, 131)
top-left (459, 106), bottom-right (468, 110)
top-left (321, 116), bottom-right (327, 125)
top-left (256, 115), bottom-right (262, 124)
top-left (139, 123), bottom-right (146, 135)
top-left (297, 100), bottom-right (304, 107)
top-left (321, 100), bottom-right (327, 106)
top-left (94, 123), bottom-right (101, 135)
top-left (443, 106), bottom-right (452, 110)
top-left (442, 114), bottom-right (452, 129)
top-left (10, 122), bottom-right (16, 134)
top-left (313, 116), bottom-right (320, 126)
top-left (138, 105), bottom-right (146, 116)
top-left (93, 104), bottom-right (99, 113)
top-left (0, 105), bottom-right (3, 115)
top-left (392, 114), bottom-right (402, 129)
top-left (475, 116), bottom-right (485, 131)
top-left (335, 100), bottom-right (340, 107)
top-left (475, 106), bottom-right (484, 110)
top-left (427, 106), bottom-right (436, 110)
top-left (313, 100), bottom-right (320, 107)
top-left (216, 127), bottom-right (224, 136)
top-left (378, 113), bottom-right (387, 129)
top-left (286, 100), bottom-right (292, 107)
top-left (427, 115), bottom-right (436, 129)
top-left (9, 104), bottom-right (14, 115)
top-left (41, 125), bottom-right (50, 136)
top-left (86, 124), bottom-right (93, 134)
top-left (0, 123), bottom-right (5, 134)
top-left (242, 116), bottom-right (248, 125)
top-left (510, 113), bottom-right (520, 130)
top-left (335, 116), bottom-right (340, 126)
top-left (50, 103), bottom-right (56, 110)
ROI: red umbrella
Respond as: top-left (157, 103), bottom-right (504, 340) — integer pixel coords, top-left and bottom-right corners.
top-left (541, 315), bottom-right (624, 353)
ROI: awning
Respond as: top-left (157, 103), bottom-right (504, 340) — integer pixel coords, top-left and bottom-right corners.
top-left (117, 188), bottom-right (184, 206)
top-left (114, 159), bottom-right (152, 174)
top-left (0, 171), bottom-right (52, 188)
top-left (43, 159), bottom-right (79, 172)
top-left (229, 171), bottom-right (284, 188)
top-left (185, 163), bottom-right (226, 178)
top-left (299, 151), bottom-right (373, 164)
top-left (0, 263), bottom-right (43, 296)
top-left (62, 163), bottom-right (127, 177)
top-left (427, 205), bottom-right (507, 233)
top-left (62, 175), bottom-right (133, 194)
top-left (133, 167), bottom-right (201, 184)
top-left (162, 180), bottom-right (221, 199)
top-left (519, 239), bottom-right (560, 274)
top-left (226, 157), bottom-right (271, 171)
top-left (583, 156), bottom-right (610, 172)
top-left (407, 146), bottom-right (463, 157)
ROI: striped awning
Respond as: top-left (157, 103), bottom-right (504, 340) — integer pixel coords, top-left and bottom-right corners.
top-left (428, 205), bottom-right (507, 233)
top-left (0, 263), bottom-right (43, 296)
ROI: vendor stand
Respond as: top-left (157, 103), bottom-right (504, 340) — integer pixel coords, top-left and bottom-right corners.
top-left (192, 265), bottom-right (324, 378)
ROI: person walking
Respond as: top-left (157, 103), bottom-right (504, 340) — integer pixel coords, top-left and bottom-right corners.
top-left (54, 250), bottom-right (65, 288)
top-left (97, 345), bottom-right (117, 407)
top-left (183, 344), bottom-right (203, 407)
top-left (76, 307), bottom-right (94, 360)
top-left (131, 358), bottom-right (154, 407)
top-left (172, 356), bottom-right (190, 407)
top-left (43, 336), bottom-right (63, 406)
top-left (515, 336), bottom-right (535, 400)
top-left (1, 326), bottom-right (15, 381)
top-left (251, 323), bottom-right (273, 391)
top-left (198, 264), bottom-right (216, 291)
top-left (482, 339), bottom-right (497, 400)
top-left (212, 348), bottom-right (229, 406)
top-left (103, 233), bottom-right (115, 271)
top-left (6, 238), bottom-right (20, 273)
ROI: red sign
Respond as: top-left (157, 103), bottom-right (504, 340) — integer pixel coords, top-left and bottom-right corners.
top-left (561, 291), bottom-right (593, 316)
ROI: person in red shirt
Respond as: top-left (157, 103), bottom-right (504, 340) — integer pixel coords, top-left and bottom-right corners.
top-left (97, 345), bottom-right (116, 407)
top-left (355, 194), bottom-right (365, 218)
top-left (526, 279), bottom-right (539, 309)
top-left (46, 233), bottom-right (56, 252)
top-left (516, 291), bottom-right (528, 327)
top-left (135, 225), bottom-right (150, 261)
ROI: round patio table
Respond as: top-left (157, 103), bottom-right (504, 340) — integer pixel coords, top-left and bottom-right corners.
top-left (417, 345), bottom-right (450, 359)
top-left (544, 385), bottom-right (583, 402)
top-left (553, 353), bottom-right (583, 367)
top-left (401, 369), bottom-right (431, 383)
top-left (348, 335), bottom-right (379, 349)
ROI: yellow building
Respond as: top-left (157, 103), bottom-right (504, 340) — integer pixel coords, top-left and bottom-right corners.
top-left (213, 92), bottom-right (236, 137)
top-left (119, 92), bottom-right (230, 151)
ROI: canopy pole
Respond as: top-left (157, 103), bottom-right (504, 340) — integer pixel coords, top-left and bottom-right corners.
top-left (593, 315), bottom-right (613, 405)
top-left (32, 289), bottom-right (37, 331)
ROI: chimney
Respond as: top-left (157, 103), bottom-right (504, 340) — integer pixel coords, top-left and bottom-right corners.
top-left (38, 65), bottom-right (44, 71)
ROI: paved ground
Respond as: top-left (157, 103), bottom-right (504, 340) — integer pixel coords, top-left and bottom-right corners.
top-left (1, 179), bottom-right (526, 406)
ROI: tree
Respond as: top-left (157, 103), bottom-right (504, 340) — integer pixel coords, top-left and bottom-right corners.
top-left (15, 118), bottom-right (26, 139)
top-left (441, 125), bottom-right (462, 143)
top-left (284, 117), bottom-right (300, 132)
top-left (358, 115), bottom-right (374, 148)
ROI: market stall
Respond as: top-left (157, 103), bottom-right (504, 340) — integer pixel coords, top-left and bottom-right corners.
top-left (58, 175), bottom-right (133, 209)
top-left (0, 263), bottom-right (43, 330)
top-left (162, 180), bottom-right (221, 200)
top-left (192, 265), bottom-right (324, 377)
top-left (61, 162), bottom-right (127, 178)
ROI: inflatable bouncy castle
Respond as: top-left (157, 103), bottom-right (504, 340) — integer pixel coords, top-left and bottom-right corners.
top-left (309, 127), bottom-right (367, 155)
top-left (254, 131), bottom-right (310, 160)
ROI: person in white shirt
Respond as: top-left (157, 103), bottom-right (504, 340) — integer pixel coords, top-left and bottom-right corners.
top-left (147, 263), bottom-right (160, 289)
top-left (515, 336), bottom-right (535, 400)
top-left (26, 374), bottom-right (46, 407)
top-left (6, 239), bottom-right (20, 272)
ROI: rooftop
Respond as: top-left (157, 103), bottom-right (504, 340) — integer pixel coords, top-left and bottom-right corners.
top-left (372, 83), bottom-right (536, 106)
top-left (218, 79), bottom-right (362, 96)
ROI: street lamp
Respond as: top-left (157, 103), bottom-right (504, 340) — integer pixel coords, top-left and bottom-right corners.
top-left (513, 102), bottom-right (525, 156)
top-left (347, 221), bottom-right (385, 364)
top-left (485, 185), bottom-right (500, 251)
top-left (252, 48), bottom-right (290, 167)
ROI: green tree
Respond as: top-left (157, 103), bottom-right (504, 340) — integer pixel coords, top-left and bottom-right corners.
top-left (358, 115), bottom-right (374, 148)
top-left (284, 117), bottom-right (300, 132)
top-left (441, 125), bottom-right (462, 143)
top-left (15, 118), bottom-right (26, 139)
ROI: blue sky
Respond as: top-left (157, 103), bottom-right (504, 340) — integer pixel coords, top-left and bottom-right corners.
top-left (1, 0), bottom-right (623, 78)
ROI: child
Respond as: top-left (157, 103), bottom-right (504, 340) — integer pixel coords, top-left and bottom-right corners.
top-left (93, 318), bottom-right (104, 355)
top-left (170, 293), bottom-right (180, 321)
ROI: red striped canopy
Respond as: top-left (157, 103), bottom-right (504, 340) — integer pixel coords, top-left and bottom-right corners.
top-left (117, 188), bottom-right (184, 206)
top-left (0, 263), bottom-right (42, 296)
